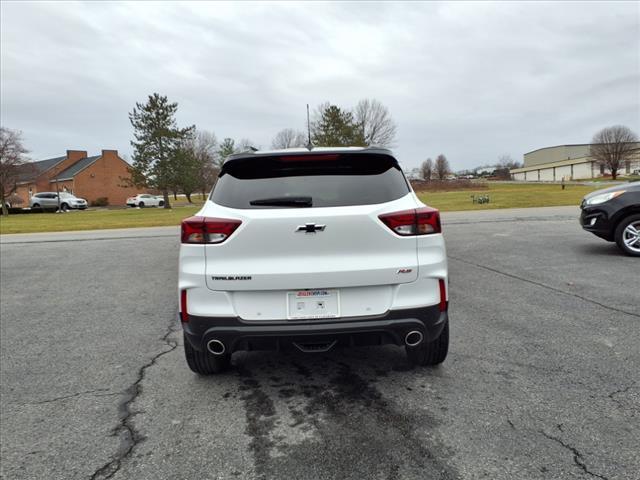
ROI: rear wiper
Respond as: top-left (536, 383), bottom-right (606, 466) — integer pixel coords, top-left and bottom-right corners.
top-left (249, 196), bottom-right (313, 207)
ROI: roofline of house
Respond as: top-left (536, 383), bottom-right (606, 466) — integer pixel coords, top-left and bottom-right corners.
top-left (40, 154), bottom-right (85, 176)
top-left (52, 156), bottom-right (101, 181)
top-left (23, 156), bottom-right (68, 182)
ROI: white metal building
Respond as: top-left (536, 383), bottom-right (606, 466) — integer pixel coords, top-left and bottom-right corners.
top-left (510, 143), bottom-right (640, 181)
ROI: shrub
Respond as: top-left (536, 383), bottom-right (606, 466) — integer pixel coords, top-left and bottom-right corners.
top-left (1, 207), bottom-right (32, 215)
top-left (91, 197), bottom-right (109, 207)
top-left (7, 193), bottom-right (24, 206)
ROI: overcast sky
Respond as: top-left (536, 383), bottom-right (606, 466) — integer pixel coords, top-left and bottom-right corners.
top-left (1, 1), bottom-right (639, 170)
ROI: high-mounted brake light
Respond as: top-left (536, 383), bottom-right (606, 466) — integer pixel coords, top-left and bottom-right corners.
top-left (278, 154), bottom-right (340, 162)
top-left (181, 216), bottom-right (241, 244)
top-left (378, 207), bottom-right (441, 236)
top-left (180, 289), bottom-right (188, 323)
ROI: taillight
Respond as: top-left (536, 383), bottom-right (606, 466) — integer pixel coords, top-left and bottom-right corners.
top-left (378, 207), bottom-right (441, 236)
top-left (181, 216), bottom-right (241, 244)
top-left (438, 279), bottom-right (448, 312)
top-left (180, 289), bottom-right (188, 323)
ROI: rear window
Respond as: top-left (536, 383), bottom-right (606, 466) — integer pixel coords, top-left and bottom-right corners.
top-left (211, 153), bottom-right (410, 209)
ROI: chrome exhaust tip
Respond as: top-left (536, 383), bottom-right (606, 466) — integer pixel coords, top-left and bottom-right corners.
top-left (206, 339), bottom-right (226, 355)
top-left (405, 330), bottom-right (424, 347)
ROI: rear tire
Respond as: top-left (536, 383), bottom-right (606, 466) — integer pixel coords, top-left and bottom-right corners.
top-left (406, 321), bottom-right (449, 366)
top-left (184, 333), bottom-right (230, 374)
top-left (138, 201), bottom-right (145, 208)
top-left (614, 214), bottom-right (640, 257)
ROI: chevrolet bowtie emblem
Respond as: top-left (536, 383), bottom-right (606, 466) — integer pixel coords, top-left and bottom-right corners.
top-left (296, 223), bottom-right (326, 233)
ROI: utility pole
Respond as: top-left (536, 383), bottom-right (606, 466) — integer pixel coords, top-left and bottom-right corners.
top-left (306, 104), bottom-right (312, 151)
top-left (55, 177), bottom-right (61, 213)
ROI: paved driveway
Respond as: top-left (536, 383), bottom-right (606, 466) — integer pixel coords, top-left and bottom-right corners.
top-left (1, 206), bottom-right (637, 480)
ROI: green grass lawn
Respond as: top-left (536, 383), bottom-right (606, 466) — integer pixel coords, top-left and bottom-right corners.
top-left (0, 205), bottom-right (202, 234)
top-left (575, 175), bottom-right (640, 182)
top-left (417, 182), bottom-right (602, 212)
top-left (0, 183), bottom-right (606, 234)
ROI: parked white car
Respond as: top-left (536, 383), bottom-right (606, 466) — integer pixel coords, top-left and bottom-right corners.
top-left (126, 194), bottom-right (164, 208)
top-left (178, 147), bottom-right (449, 374)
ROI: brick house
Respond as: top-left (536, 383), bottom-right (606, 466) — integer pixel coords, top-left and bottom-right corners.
top-left (14, 150), bottom-right (138, 206)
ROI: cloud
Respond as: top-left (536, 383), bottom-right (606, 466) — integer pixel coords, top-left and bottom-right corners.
top-left (1, 1), bottom-right (638, 169)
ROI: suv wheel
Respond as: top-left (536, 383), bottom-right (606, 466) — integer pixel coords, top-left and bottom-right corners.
top-left (184, 333), bottom-right (230, 374)
top-left (159, 201), bottom-right (164, 207)
top-left (406, 321), bottom-right (449, 366)
top-left (615, 214), bottom-right (640, 257)
top-left (138, 201), bottom-right (145, 208)
top-left (60, 203), bottom-right (69, 212)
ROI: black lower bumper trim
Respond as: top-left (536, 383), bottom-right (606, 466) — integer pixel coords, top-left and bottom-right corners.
top-left (182, 305), bottom-right (448, 354)
top-left (580, 209), bottom-right (613, 241)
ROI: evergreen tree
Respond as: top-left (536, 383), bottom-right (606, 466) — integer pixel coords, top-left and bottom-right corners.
top-left (312, 104), bottom-right (366, 147)
top-left (216, 138), bottom-right (236, 168)
top-left (128, 93), bottom-right (194, 209)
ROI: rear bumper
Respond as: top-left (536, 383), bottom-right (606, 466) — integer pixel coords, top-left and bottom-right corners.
top-left (182, 305), bottom-right (448, 353)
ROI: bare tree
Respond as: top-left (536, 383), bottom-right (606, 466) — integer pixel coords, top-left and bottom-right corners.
top-left (354, 99), bottom-right (397, 147)
top-left (435, 154), bottom-right (450, 180)
top-left (272, 128), bottom-right (307, 149)
top-left (494, 154), bottom-right (521, 180)
top-left (496, 154), bottom-right (521, 169)
top-left (590, 125), bottom-right (638, 180)
top-left (236, 138), bottom-right (257, 153)
top-left (0, 127), bottom-right (29, 215)
top-left (421, 158), bottom-right (434, 182)
top-left (192, 130), bottom-right (219, 198)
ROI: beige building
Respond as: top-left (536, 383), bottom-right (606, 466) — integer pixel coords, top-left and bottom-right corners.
top-left (510, 143), bottom-right (640, 181)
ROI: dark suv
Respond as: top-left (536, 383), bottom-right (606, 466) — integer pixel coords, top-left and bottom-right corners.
top-left (580, 182), bottom-right (640, 256)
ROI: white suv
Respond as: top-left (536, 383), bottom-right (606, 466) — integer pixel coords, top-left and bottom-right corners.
top-left (178, 147), bottom-right (449, 374)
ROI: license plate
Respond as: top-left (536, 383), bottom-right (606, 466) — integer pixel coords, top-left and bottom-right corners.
top-left (286, 289), bottom-right (340, 320)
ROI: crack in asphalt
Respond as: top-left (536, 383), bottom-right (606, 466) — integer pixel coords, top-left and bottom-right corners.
top-left (449, 256), bottom-right (639, 318)
top-left (22, 388), bottom-right (113, 405)
top-left (88, 319), bottom-right (180, 480)
top-left (539, 426), bottom-right (609, 480)
top-left (608, 384), bottom-right (634, 409)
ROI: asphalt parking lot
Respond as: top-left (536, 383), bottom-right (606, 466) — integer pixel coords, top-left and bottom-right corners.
top-left (1, 206), bottom-right (638, 480)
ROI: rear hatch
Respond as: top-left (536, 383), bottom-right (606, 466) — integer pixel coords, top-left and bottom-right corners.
top-left (202, 151), bottom-right (420, 318)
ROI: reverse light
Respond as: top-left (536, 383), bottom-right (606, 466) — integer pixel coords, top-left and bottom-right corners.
top-left (379, 207), bottom-right (441, 236)
top-left (181, 216), bottom-right (242, 244)
top-left (584, 190), bottom-right (625, 206)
